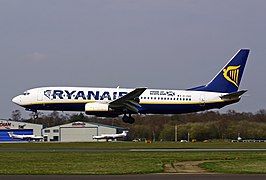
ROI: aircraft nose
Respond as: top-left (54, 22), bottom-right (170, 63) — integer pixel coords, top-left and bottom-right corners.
top-left (12, 96), bottom-right (21, 105)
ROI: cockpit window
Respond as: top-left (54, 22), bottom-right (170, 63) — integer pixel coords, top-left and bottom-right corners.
top-left (23, 92), bottom-right (30, 96)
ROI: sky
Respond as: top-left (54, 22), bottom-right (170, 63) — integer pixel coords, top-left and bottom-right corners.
top-left (0, 0), bottom-right (265, 119)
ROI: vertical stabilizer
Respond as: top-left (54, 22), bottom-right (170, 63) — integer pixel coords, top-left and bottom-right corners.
top-left (191, 49), bottom-right (250, 93)
top-left (8, 132), bottom-right (14, 138)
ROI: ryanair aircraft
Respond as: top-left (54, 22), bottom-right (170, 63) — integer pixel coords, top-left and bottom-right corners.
top-left (12, 49), bottom-right (250, 124)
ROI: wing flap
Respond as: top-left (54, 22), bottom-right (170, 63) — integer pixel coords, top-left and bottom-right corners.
top-left (127, 100), bottom-right (142, 108)
top-left (124, 103), bottom-right (139, 113)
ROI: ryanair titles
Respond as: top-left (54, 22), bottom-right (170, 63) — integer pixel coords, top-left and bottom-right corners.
top-left (44, 90), bottom-right (128, 101)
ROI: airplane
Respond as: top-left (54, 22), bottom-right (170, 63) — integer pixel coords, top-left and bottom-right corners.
top-left (7, 132), bottom-right (43, 142)
top-left (12, 49), bottom-right (250, 124)
top-left (93, 130), bottom-right (128, 141)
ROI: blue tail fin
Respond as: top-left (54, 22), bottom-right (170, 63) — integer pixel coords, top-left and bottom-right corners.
top-left (190, 49), bottom-right (250, 93)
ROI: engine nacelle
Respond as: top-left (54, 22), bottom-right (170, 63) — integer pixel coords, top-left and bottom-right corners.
top-left (85, 102), bottom-right (109, 112)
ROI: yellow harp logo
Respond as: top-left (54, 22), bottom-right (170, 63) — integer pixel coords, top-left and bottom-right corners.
top-left (223, 65), bottom-right (240, 87)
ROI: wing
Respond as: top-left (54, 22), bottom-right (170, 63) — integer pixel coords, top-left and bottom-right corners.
top-left (109, 87), bottom-right (147, 113)
top-left (32, 137), bottom-right (43, 140)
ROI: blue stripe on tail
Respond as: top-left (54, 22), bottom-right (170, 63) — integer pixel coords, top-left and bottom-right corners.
top-left (190, 49), bottom-right (250, 93)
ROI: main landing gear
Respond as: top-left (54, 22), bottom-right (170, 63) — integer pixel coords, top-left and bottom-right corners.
top-left (122, 114), bottom-right (135, 124)
top-left (32, 110), bottom-right (38, 119)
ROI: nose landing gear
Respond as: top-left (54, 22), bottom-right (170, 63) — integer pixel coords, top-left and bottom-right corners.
top-left (27, 109), bottom-right (38, 119)
top-left (33, 113), bottom-right (38, 119)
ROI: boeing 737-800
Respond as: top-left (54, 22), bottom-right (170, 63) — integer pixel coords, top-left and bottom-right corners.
top-left (12, 49), bottom-right (250, 124)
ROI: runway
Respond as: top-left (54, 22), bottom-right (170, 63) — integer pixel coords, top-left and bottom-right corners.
top-left (1, 174), bottom-right (266, 180)
top-left (130, 148), bottom-right (266, 152)
top-left (1, 148), bottom-right (266, 152)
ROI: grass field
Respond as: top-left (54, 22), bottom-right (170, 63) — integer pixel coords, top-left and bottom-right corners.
top-left (0, 142), bottom-right (266, 174)
top-left (1, 141), bottom-right (266, 149)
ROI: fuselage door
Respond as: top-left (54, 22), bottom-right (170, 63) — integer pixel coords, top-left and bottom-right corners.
top-left (37, 90), bottom-right (43, 101)
top-left (200, 94), bottom-right (205, 106)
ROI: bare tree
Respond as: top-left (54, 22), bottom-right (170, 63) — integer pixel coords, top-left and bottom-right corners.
top-left (11, 110), bottom-right (22, 121)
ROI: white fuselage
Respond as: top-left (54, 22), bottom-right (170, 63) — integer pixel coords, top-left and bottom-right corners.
top-left (8, 132), bottom-right (43, 141)
top-left (93, 131), bottom-right (128, 140)
top-left (12, 86), bottom-right (239, 116)
top-left (11, 49), bottom-right (249, 123)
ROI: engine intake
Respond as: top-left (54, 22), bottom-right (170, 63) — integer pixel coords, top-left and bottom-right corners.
top-left (85, 102), bottom-right (109, 112)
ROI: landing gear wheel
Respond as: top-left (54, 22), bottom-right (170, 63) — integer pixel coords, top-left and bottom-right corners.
top-left (128, 116), bottom-right (135, 124)
top-left (33, 114), bottom-right (38, 119)
top-left (122, 115), bottom-right (129, 123)
top-left (122, 114), bottom-right (135, 124)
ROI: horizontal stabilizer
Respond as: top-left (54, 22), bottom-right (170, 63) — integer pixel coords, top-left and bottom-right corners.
top-left (220, 90), bottom-right (247, 99)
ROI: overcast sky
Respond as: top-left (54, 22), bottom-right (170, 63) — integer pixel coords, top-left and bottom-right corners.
top-left (0, 0), bottom-right (265, 119)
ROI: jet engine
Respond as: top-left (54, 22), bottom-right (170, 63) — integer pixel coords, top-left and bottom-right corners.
top-left (85, 102), bottom-right (109, 112)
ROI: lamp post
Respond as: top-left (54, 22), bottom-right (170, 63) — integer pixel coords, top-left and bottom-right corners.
top-left (175, 124), bottom-right (177, 142)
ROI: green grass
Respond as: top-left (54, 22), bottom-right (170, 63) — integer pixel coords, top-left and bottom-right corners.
top-left (201, 158), bottom-right (266, 174)
top-left (0, 151), bottom-right (265, 174)
top-left (0, 142), bottom-right (266, 174)
top-left (1, 141), bottom-right (266, 149)
top-left (0, 152), bottom-right (165, 174)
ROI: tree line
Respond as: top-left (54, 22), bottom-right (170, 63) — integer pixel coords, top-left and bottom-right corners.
top-left (11, 109), bottom-right (266, 141)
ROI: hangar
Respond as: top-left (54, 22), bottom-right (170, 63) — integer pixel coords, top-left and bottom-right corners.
top-left (43, 121), bottom-right (127, 142)
top-left (0, 119), bottom-right (43, 142)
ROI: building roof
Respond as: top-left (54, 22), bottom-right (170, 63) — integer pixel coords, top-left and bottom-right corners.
top-left (43, 121), bottom-right (127, 130)
top-left (0, 119), bottom-right (43, 127)
top-left (83, 121), bottom-right (127, 130)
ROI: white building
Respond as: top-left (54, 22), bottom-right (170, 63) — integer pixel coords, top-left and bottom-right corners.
top-left (43, 121), bottom-right (127, 142)
top-left (0, 119), bottom-right (43, 142)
